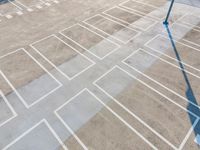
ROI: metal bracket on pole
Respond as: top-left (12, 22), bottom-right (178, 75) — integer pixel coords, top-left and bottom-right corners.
top-left (163, 0), bottom-right (175, 25)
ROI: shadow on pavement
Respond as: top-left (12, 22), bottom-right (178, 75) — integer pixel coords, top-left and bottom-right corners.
top-left (0, 0), bottom-right (14, 5)
top-left (164, 24), bottom-right (200, 146)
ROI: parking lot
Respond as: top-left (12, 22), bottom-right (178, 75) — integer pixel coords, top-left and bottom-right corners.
top-left (0, 0), bottom-right (200, 149)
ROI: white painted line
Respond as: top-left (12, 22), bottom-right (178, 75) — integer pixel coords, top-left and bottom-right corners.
top-left (83, 14), bottom-right (141, 44)
top-left (2, 119), bottom-right (68, 150)
top-left (59, 23), bottom-right (120, 60)
top-left (122, 48), bottom-right (200, 111)
top-left (0, 48), bottom-right (62, 108)
top-left (45, 2), bottom-right (51, 6)
top-left (103, 6), bottom-right (157, 31)
top-left (0, 90), bottom-right (17, 128)
top-left (30, 34), bottom-right (95, 80)
top-left (27, 8), bottom-right (34, 12)
top-left (194, 134), bottom-right (200, 146)
top-left (16, 11), bottom-right (23, 15)
top-left (145, 34), bottom-right (200, 75)
top-left (94, 65), bottom-right (200, 149)
top-left (36, 5), bottom-right (43, 9)
top-left (5, 15), bottom-right (13, 19)
top-left (178, 118), bottom-right (200, 150)
top-left (54, 89), bottom-right (158, 150)
top-left (53, 0), bottom-right (59, 4)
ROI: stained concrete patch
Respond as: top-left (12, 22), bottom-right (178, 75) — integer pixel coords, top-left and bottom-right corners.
top-left (84, 15), bottom-right (139, 43)
top-left (57, 89), bottom-right (152, 150)
top-left (60, 24), bottom-right (119, 59)
top-left (31, 35), bottom-right (94, 79)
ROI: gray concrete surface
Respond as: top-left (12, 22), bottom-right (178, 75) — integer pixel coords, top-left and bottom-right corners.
top-left (0, 0), bottom-right (200, 149)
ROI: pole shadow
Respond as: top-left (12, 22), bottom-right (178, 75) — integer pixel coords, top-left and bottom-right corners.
top-left (163, 24), bottom-right (200, 146)
top-left (0, 0), bottom-right (14, 5)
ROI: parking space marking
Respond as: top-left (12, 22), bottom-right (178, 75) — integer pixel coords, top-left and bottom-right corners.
top-left (177, 14), bottom-right (200, 30)
top-left (30, 34), bottom-right (95, 80)
top-left (103, 6), bottom-right (157, 31)
top-left (0, 48), bottom-right (62, 108)
top-left (0, 0), bottom-right (60, 21)
top-left (178, 119), bottom-right (199, 150)
top-left (0, 90), bottom-right (17, 128)
top-left (145, 34), bottom-right (200, 74)
top-left (119, 0), bottom-right (165, 20)
top-left (94, 65), bottom-right (199, 149)
top-left (2, 119), bottom-right (68, 150)
top-left (15, 0), bottom-right (45, 10)
top-left (55, 88), bottom-right (157, 150)
top-left (60, 23), bottom-right (120, 60)
top-left (83, 14), bottom-right (140, 44)
top-left (169, 23), bottom-right (200, 48)
top-left (122, 48), bottom-right (200, 111)
top-left (0, 0), bottom-right (22, 18)
top-left (8, 0), bottom-right (23, 10)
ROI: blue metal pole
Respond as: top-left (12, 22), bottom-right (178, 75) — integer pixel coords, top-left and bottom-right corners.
top-left (163, 0), bottom-right (175, 25)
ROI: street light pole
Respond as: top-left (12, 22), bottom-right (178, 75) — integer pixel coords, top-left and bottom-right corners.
top-left (163, 0), bottom-right (175, 25)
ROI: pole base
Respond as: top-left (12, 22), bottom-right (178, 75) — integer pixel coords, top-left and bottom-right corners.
top-left (163, 21), bottom-right (169, 25)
